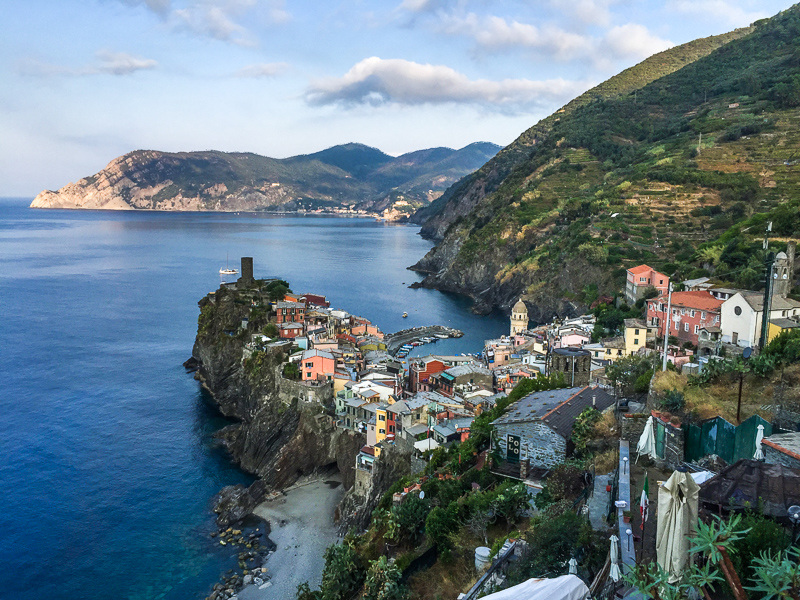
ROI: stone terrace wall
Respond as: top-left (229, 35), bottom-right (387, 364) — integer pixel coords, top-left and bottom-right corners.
top-left (621, 413), bottom-right (649, 445)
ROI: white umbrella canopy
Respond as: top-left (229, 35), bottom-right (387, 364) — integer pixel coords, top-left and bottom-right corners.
top-left (636, 416), bottom-right (657, 462)
top-left (754, 424), bottom-right (765, 460)
top-left (609, 535), bottom-right (621, 582)
top-left (481, 574), bottom-right (589, 600)
top-left (656, 470), bottom-right (700, 583)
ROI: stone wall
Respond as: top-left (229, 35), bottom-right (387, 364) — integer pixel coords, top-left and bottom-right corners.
top-left (278, 376), bottom-right (333, 407)
top-left (495, 421), bottom-right (566, 469)
top-left (621, 414), bottom-right (649, 445)
top-left (660, 417), bottom-right (684, 470)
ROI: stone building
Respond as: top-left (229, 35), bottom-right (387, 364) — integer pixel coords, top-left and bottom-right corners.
top-left (510, 298), bottom-right (528, 336)
top-left (550, 347), bottom-right (591, 387)
top-left (773, 242), bottom-right (796, 299)
top-left (492, 386), bottom-right (615, 469)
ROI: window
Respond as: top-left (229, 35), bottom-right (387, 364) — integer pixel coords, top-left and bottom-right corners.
top-left (379, 428), bottom-right (385, 434)
top-left (306, 372), bottom-right (312, 378)
top-left (674, 321), bottom-right (679, 330)
top-left (690, 310), bottom-right (696, 317)
top-left (684, 323), bottom-right (689, 332)
top-left (389, 426), bottom-right (395, 433)
top-left (694, 325), bottom-right (699, 334)
top-left (681, 308), bottom-right (686, 315)
top-left (701, 311), bottom-right (706, 320)
top-left (379, 415), bottom-right (385, 421)
top-left (659, 303), bottom-right (664, 312)
top-left (734, 306), bottom-right (742, 316)
top-left (640, 277), bottom-right (646, 282)
top-left (635, 329), bottom-right (640, 335)
top-left (634, 338), bottom-right (639, 345)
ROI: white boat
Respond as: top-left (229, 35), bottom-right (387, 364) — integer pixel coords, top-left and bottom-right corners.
top-left (402, 312), bottom-right (408, 318)
top-left (219, 253), bottom-right (239, 275)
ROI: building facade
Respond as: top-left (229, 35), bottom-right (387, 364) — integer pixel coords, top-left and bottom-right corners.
top-left (625, 265), bottom-right (669, 306)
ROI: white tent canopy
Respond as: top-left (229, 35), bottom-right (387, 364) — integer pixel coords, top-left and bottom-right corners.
top-left (480, 575), bottom-right (589, 600)
top-left (754, 424), bottom-right (765, 460)
top-left (656, 470), bottom-right (700, 583)
top-left (636, 416), bottom-right (657, 462)
top-left (690, 470), bottom-right (714, 485)
top-left (414, 438), bottom-right (440, 453)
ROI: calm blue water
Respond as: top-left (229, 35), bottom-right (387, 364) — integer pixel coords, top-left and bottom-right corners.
top-left (0, 199), bottom-right (506, 600)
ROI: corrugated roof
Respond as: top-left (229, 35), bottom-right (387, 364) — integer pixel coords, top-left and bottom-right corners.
top-left (542, 388), bottom-right (615, 437)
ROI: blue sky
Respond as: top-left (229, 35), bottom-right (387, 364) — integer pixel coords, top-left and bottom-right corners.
top-left (1, 0), bottom-right (792, 195)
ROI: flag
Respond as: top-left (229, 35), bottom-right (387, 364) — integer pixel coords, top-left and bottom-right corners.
top-left (639, 472), bottom-right (649, 530)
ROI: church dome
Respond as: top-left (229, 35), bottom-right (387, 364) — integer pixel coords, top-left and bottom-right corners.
top-left (513, 298), bottom-right (527, 314)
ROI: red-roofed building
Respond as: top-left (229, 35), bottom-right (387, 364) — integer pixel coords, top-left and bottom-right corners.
top-left (646, 291), bottom-right (723, 345)
top-left (276, 301), bottom-right (305, 324)
top-left (626, 265), bottom-right (670, 306)
top-left (302, 293), bottom-right (330, 308)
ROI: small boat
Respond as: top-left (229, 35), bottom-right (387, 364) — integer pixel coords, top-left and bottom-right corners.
top-left (219, 253), bottom-right (238, 275)
top-left (435, 333), bottom-right (449, 339)
top-left (402, 312), bottom-right (408, 318)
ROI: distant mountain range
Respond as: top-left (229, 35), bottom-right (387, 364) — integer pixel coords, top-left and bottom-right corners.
top-left (30, 142), bottom-right (501, 213)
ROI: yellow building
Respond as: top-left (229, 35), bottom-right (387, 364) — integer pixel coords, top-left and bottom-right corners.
top-left (624, 318), bottom-right (653, 355)
top-left (375, 405), bottom-right (389, 445)
top-left (768, 318), bottom-right (800, 344)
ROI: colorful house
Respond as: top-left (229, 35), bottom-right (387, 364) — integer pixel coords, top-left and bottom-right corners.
top-left (626, 265), bottom-right (669, 306)
top-left (279, 322), bottom-right (304, 339)
top-left (301, 349), bottom-right (336, 382)
top-left (647, 291), bottom-right (723, 346)
top-left (276, 301), bottom-right (305, 325)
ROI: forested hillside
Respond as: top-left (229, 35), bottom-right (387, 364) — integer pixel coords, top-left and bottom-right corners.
top-left (410, 6), bottom-right (800, 319)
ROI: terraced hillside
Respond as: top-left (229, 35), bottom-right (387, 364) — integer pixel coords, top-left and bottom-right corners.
top-left (410, 6), bottom-right (800, 318)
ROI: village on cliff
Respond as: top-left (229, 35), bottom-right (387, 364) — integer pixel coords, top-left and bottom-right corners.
top-left (199, 248), bottom-right (800, 599)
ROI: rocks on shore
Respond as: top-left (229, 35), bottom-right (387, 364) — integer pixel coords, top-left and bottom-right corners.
top-left (205, 522), bottom-right (275, 600)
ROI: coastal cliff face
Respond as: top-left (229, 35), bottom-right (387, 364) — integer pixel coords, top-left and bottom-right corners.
top-left (191, 285), bottom-right (363, 493)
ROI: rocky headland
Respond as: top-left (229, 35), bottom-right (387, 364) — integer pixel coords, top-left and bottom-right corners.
top-left (189, 277), bottom-right (418, 598)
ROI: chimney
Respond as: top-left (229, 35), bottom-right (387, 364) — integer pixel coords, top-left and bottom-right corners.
top-left (592, 395), bottom-right (596, 407)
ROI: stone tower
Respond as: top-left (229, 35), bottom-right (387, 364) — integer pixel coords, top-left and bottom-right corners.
top-left (550, 348), bottom-right (591, 387)
top-left (510, 298), bottom-right (529, 336)
top-left (239, 257), bottom-right (254, 286)
top-left (773, 242), bottom-right (795, 298)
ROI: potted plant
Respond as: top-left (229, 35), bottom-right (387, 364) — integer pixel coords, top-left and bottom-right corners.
top-left (623, 510), bottom-right (632, 523)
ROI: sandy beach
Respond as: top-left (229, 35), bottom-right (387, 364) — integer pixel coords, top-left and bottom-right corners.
top-left (238, 473), bottom-right (345, 600)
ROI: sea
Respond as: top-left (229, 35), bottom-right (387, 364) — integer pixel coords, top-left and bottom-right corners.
top-left (0, 198), bottom-right (507, 600)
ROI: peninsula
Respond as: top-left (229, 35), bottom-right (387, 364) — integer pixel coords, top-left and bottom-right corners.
top-left (30, 142), bottom-right (500, 218)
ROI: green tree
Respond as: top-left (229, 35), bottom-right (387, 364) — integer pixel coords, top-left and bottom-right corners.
top-left (362, 556), bottom-right (407, 600)
top-left (317, 538), bottom-right (365, 600)
top-left (425, 505), bottom-right (459, 549)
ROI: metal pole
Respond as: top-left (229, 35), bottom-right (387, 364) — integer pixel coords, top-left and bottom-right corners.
top-left (662, 283), bottom-right (673, 371)
top-left (736, 371), bottom-right (744, 424)
top-left (760, 253), bottom-right (775, 349)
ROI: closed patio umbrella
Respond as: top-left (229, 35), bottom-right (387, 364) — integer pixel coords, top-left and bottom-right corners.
top-left (656, 470), bottom-right (700, 583)
top-left (636, 416), bottom-right (656, 462)
top-left (754, 424), bottom-right (765, 460)
top-left (568, 557), bottom-right (578, 575)
top-left (609, 535), bottom-right (621, 583)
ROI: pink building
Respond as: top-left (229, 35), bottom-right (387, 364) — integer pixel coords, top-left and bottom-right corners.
top-left (646, 291), bottom-right (722, 346)
top-left (626, 265), bottom-right (670, 306)
top-left (301, 349), bottom-right (336, 382)
top-left (352, 324), bottom-right (384, 339)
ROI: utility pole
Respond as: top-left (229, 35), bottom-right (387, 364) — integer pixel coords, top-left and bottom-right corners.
top-left (662, 283), bottom-right (674, 371)
top-left (760, 253), bottom-right (776, 349)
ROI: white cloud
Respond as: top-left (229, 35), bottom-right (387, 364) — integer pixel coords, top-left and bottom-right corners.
top-left (306, 57), bottom-right (590, 109)
top-left (668, 0), bottom-right (768, 26)
top-left (438, 12), bottom-right (671, 64)
top-left (601, 24), bottom-right (673, 60)
top-left (441, 13), bottom-right (594, 60)
top-left (18, 51), bottom-right (157, 77)
top-left (120, 0), bottom-right (172, 16)
top-left (234, 62), bottom-right (289, 77)
top-left (549, 0), bottom-right (616, 26)
top-left (119, 0), bottom-right (290, 44)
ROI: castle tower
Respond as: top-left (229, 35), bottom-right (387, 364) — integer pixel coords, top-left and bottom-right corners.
top-left (510, 298), bottom-right (529, 336)
top-left (239, 257), bottom-right (254, 286)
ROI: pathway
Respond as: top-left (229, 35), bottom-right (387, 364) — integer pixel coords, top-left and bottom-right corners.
top-left (587, 473), bottom-right (611, 530)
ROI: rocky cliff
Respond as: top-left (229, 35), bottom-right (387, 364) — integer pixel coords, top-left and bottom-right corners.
top-left (190, 283), bottom-right (364, 498)
top-left (32, 142), bottom-right (500, 212)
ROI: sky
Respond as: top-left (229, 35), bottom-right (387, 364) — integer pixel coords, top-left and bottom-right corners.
top-left (1, 0), bottom-right (794, 196)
